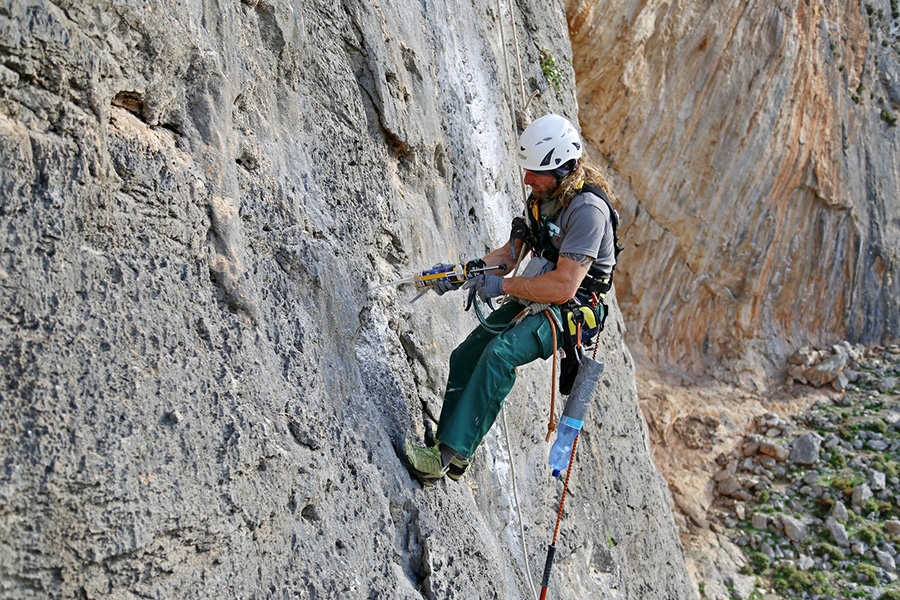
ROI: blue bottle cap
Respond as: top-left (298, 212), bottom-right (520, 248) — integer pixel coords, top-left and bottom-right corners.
top-left (552, 469), bottom-right (562, 478)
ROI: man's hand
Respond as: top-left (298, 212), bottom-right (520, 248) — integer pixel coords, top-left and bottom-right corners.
top-left (430, 263), bottom-right (464, 296)
top-left (463, 273), bottom-right (505, 302)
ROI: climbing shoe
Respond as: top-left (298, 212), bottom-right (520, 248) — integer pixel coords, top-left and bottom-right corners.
top-left (446, 455), bottom-right (471, 482)
top-left (431, 436), bottom-right (470, 482)
top-left (403, 438), bottom-right (448, 485)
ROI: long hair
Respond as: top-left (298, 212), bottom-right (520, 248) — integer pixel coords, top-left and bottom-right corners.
top-left (553, 154), bottom-right (620, 210)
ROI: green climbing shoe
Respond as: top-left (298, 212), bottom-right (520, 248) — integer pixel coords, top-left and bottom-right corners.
top-left (403, 438), bottom-right (448, 485)
top-left (447, 454), bottom-right (471, 482)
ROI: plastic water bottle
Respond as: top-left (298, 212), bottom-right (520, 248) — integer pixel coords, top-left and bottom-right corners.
top-left (548, 358), bottom-right (605, 477)
top-left (548, 416), bottom-right (583, 477)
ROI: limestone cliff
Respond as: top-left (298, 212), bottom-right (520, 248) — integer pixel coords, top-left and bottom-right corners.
top-left (0, 0), bottom-right (693, 598)
top-left (566, 0), bottom-right (900, 387)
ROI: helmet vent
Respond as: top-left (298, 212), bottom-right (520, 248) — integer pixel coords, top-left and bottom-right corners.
top-left (540, 149), bottom-right (554, 167)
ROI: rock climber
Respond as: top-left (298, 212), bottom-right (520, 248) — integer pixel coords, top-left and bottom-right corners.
top-left (402, 113), bottom-right (621, 485)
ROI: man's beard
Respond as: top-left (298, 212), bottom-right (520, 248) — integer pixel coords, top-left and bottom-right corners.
top-left (531, 187), bottom-right (556, 202)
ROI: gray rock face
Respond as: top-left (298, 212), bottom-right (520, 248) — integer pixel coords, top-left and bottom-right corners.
top-left (852, 483), bottom-right (874, 510)
top-left (832, 500), bottom-right (850, 522)
top-left (876, 550), bottom-right (897, 571)
top-left (790, 433), bottom-right (822, 465)
top-left (0, 1), bottom-right (693, 599)
top-left (567, 0), bottom-right (900, 388)
top-left (825, 516), bottom-right (851, 548)
top-left (779, 514), bottom-right (808, 543)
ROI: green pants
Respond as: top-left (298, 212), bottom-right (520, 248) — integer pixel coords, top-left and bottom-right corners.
top-left (436, 301), bottom-right (561, 458)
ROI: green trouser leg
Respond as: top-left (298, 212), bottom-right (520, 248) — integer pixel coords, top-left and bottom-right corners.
top-left (436, 302), bottom-right (560, 458)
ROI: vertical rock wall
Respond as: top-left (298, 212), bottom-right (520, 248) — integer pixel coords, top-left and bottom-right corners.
top-left (0, 0), bottom-right (693, 598)
top-left (566, 0), bottom-right (900, 386)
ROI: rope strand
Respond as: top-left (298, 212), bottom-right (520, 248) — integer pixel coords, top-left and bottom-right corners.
top-left (496, 3), bottom-right (537, 594)
top-left (544, 310), bottom-right (558, 442)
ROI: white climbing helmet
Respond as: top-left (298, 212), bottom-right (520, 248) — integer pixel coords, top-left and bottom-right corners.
top-left (516, 114), bottom-right (583, 171)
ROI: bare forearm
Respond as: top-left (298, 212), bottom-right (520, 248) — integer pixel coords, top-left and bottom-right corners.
top-left (501, 270), bottom-right (576, 304)
top-left (501, 254), bottom-right (591, 304)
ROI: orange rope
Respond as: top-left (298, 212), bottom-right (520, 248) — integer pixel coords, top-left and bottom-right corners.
top-left (551, 432), bottom-right (579, 543)
top-left (544, 310), bottom-right (558, 442)
top-left (539, 432), bottom-right (581, 600)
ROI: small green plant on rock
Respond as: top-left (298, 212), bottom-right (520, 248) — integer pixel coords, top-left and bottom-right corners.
top-left (814, 542), bottom-right (846, 561)
top-left (856, 526), bottom-right (879, 545)
top-left (839, 425), bottom-right (857, 441)
top-left (873, 458), bottom-right (900, 478)
top-left (832, 476), bottom-right (858, 497)
top-left (882, 108), bottom-right (898, 126)
top-left (879, 590), bottom-right (900, 600)
top-left (540, 51), bottom-right (564, 91)
top-left (774, 564), bottom-right (813, 593)
top-left (864, 499), bottom-right (882, 516)
top-left (865, 419), bottom-right (888, 434)
top-left (748, 551), bottom-right (771, 573)
top-left (815, 497), bottom-right (836, 518)
top-left (857, 562), bottom-right (878, 583)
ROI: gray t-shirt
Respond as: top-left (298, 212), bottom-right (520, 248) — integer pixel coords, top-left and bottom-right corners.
top-left (552, 191), bottom-right (616, 274)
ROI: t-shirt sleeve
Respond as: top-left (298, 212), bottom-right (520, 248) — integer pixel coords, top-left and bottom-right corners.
top-left (559, 198), bottom-right (612, 259)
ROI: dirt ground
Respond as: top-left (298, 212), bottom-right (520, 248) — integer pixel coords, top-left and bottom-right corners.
top-left (635, 365), bottom-right (835, 593)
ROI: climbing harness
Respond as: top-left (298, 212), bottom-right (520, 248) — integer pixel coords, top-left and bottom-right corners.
top-left (558, 293), bottom-right (606, 395)
top-left (524, 182), bottom-right (623, 294)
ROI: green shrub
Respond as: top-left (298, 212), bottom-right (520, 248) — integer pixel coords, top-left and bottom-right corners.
top-left (857, 562), bottom-right (878, 583)
top-left (856, 527), bottom-right (878, 545)
top-left (882, 109), bottom-right (898, 127)
top-left (875, 459), bottom-right (900, 479)
top-left (865, 499), bottom-right (881, 516)
top-left (748, 551), bottom-right (771, 573)
top-left (830, 453), bottom-right (847, 468)
top-left (879, 590), bottom-right (900, 600)
top-left (832, 477), bottom-right (857, 497)
top-left (815, 497), bottom-right (836, 517)
top-left (774, 564), bottom-right (813, 593)
top-left (865, 419), bottom-right (888, 434)
top-left (814, 542), bottom-right (846, 561)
